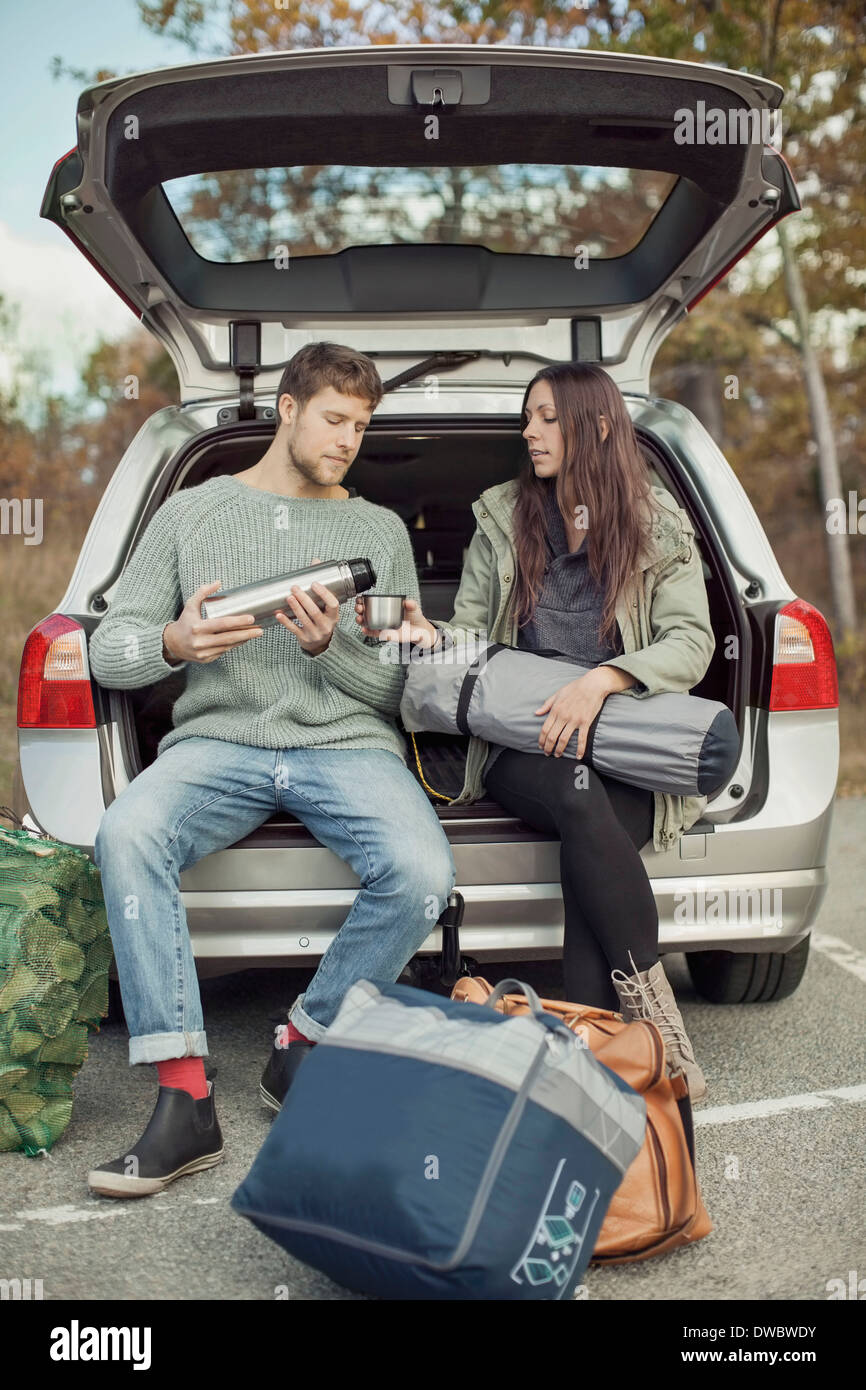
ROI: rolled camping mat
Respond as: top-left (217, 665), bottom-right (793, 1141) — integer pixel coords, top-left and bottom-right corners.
top-left (400, 640), bottom-right (739, 798)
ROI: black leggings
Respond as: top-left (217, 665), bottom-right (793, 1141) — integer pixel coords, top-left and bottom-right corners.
top-left (483, 747), bottom-right (659, 1012)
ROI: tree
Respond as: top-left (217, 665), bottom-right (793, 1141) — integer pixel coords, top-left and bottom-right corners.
top-left (583, 0), bottom-right (864, 640)
top-left (65, 332), bottom-right (177, 500)
top-left (0, 298), bottom-right (175, 531)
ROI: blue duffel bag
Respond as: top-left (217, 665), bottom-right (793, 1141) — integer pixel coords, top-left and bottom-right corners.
top-left (231, 978), bottom-right (646, 1300)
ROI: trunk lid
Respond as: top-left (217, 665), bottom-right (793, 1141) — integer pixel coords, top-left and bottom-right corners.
top-left (41, 44), bottom-right (798, 398)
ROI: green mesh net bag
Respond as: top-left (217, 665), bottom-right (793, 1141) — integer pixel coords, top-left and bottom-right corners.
top-left (0, 809), bottom-right (112, 1155)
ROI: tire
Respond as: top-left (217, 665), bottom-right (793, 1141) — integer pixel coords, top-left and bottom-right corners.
top-left (685, 936), bottom-right (810, 1003)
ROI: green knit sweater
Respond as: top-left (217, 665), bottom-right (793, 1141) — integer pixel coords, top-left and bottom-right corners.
top-left (87, 474), bottom-right (421, 762)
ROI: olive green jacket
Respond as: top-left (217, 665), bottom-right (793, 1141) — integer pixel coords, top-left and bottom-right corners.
top-left (432, 476), bottom-right (716, 853)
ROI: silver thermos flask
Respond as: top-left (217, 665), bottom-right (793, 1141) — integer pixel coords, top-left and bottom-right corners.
top-left (200, 557), bottom-right (377, 630)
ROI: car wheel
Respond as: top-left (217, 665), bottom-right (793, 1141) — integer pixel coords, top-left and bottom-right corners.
top-left (685, 936), bottom-right (810, 1003)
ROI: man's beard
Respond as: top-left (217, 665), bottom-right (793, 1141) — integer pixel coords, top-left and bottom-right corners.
top-left (287, 439), bottom-right (345, 487)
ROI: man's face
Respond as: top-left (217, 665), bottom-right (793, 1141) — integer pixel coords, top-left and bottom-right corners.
top-left (279, 385), bottom-right (373, 487)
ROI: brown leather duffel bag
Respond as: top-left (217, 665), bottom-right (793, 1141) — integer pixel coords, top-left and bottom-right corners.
top-left (450, 976), bottom-right (712, 1264)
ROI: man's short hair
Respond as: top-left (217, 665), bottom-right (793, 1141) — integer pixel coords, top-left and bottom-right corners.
top-left (275, 342), bottom-right (384, 422)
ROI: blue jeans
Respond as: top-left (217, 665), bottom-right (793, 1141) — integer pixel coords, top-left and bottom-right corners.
top-left (93, 737), bottom-right (457, 1065)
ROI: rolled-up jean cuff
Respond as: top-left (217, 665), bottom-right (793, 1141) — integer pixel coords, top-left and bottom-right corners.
top-left (288, 995), bottom-right (329, 1044)
top-left (128, 1030), bottom-right (209, 1066)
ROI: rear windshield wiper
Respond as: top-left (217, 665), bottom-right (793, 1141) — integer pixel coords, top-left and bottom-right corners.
top-left (379, 351), bottom-right (482, 393)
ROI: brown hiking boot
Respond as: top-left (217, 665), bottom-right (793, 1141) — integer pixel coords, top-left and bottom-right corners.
top-left (610, 951), bottom-right (708, 1104)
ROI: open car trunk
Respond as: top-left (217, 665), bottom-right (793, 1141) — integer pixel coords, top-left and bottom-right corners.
top-left (42, 45), bottom-right (798, 399)
top-left (116, 418), bottom-right (745, 833)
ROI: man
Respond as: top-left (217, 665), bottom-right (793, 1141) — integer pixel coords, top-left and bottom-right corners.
top-left (87, 341), bottom-right (456, 1198)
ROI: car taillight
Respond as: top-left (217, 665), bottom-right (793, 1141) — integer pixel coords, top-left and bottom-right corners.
top-left (18, 615), bottom-right (96, 728)
top-left (768, 599), bottom-right (838, 711)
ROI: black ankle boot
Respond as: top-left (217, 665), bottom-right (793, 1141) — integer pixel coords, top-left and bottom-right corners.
top-left (260, 1035), bottom-right (315, 1112)
top-left (88, 1068), bottom-right (224, 1198)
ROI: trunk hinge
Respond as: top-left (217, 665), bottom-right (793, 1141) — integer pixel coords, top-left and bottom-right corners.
top-left (230, 321), bottom-right (261, 421)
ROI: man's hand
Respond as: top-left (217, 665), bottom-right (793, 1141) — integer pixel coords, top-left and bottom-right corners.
top-left (534, 669), bottom-right (617, 758)
top-left (163, 580), bottom-right (263, 665)
top-left (353, 596), bottom-right (440, 649)
top-left (276, 557), bottom-right (341, 656)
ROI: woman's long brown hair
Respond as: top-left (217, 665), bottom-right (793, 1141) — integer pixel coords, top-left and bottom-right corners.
top-left (511, 363), bottom-right (659, 647)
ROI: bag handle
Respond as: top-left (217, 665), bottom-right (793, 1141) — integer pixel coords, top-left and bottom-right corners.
top-left (484, 977), bottom-right (543, 1013)
top-left (484, 978), bottom-right (579, 1045)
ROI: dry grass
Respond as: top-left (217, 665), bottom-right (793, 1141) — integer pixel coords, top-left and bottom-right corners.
top-left (837, 696), bottom-right (866, 798)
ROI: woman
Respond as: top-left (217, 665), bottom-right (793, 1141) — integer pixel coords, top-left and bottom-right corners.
top-left (356, 363), bottom-right (714, 1102)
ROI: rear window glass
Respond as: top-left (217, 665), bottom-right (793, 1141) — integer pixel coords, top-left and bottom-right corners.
top-left (163, 164), bottom-right (678, 264)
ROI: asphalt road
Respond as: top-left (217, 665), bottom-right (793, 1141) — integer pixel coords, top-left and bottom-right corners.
top-left (1, 800), bottom-right (864, 1303)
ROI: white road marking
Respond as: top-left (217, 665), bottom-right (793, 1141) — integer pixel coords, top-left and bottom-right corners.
top-left (0, 1188), bottom-right (238, 1228)
top-left (694, 1082), bottom-right (866, 1127)
top-left (811, 931), bottom-right (866, 985)
top-left (13, 1203), bottom-right (130, 1225)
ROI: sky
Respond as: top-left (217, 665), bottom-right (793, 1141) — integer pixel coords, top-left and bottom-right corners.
top-left (0, 1), bottom-right (192, 399)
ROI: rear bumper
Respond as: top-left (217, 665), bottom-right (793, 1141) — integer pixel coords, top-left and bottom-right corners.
top-left (170, 859), bottom-right (824, 965)
top-left (15, 782), bottom-right (832, 964)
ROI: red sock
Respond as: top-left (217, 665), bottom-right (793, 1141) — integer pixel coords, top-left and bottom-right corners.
top-left (156, 1057), bottom-right (209, 1099)
top-left (276, 1020), bottom-right (314, 1047)
top-left (287, 1019), bottom-right (311, 1044)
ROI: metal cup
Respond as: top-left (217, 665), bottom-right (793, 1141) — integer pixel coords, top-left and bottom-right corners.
top-left (363, 594), bottom-right (406, 634)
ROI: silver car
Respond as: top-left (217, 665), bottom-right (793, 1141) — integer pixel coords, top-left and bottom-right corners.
top-left (16, 45), bottom-right (838, 1007)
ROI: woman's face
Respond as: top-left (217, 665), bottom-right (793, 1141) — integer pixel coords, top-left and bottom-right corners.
top-left (522, 382), bottom-right (564, 477)
top-left (522, 381), bottom-right (609, 478)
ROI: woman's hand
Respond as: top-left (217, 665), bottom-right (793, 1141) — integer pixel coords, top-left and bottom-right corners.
top-left (534, 669), bottom-right (615, 758)
top-left (353, 596), bottom-right (440, 649)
